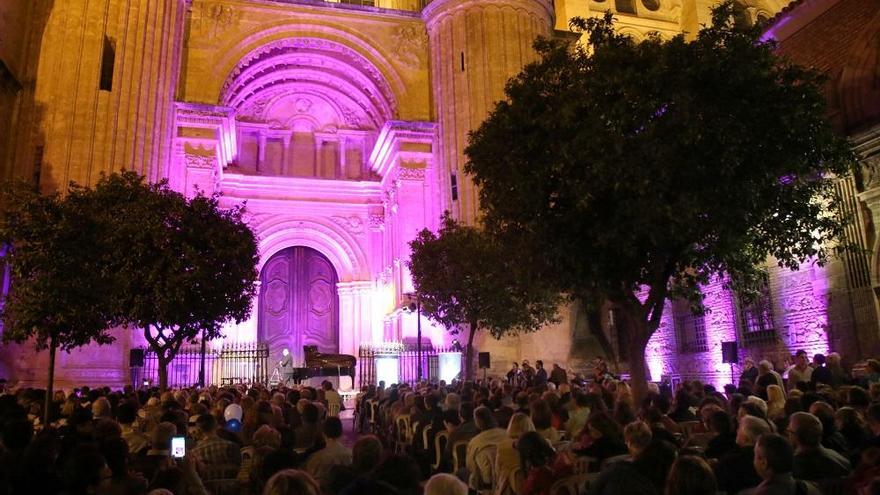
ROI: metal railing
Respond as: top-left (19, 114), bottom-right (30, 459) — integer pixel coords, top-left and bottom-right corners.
top-left (139, 342), bottom-right (269, 388)
top-left (358, 342), bottom-right (460, 387)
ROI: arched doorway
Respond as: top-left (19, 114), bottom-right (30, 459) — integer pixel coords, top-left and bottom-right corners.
top-left (258, 246), bottom-right (339, 366)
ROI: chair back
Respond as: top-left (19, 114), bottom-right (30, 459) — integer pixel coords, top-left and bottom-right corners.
top-left (423, 424), bottom-right (434, 451)
top-left (571, 455), bottom-right (596, 474)
top-left (678, 421), bottom-right (701, 439)
top-left (203, 479), bottom-right (241, 495)
top-left (472, 443), bottom-right (497, 490)
top-left (452, 440), bottom-right (469, 473)
top-left (433, 430), bottom-right (449, 470)
top-left (549, 473), bottom-right (589, 495)
top-left (328, 402), bottom-right (341, 417)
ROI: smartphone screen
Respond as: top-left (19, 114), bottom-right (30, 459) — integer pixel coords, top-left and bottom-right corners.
top-left (171, 436), bottom-right (186, 458)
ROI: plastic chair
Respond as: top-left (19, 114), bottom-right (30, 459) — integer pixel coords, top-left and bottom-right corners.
top-left (396, 414), bottom-right (413, 452)
top-left (550, 473), bottom-right (589, 495)
top-left (571, 455), bottom-right (596, 474)
top-left (452, 440), bottom-right (469, 474)
top-left (678, 420), bottom-right (701, 439)
top-left (433, 430), bottom-right (449, 470)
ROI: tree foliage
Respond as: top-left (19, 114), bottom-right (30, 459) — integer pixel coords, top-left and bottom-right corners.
top-left (464, 3), bottom-right (855, 399)
top-left (0, 182), bottom-right (122, 423)
top-left (408, 213), bottom-right (561, 379)
top-left (91, 172), bottom-right (259, 390)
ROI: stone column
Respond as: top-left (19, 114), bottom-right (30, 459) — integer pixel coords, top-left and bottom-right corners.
top-left (423, 0), bottom-right (553, 224)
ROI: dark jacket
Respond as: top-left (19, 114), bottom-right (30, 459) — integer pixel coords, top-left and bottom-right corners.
top-left (754, 474), bottom-right (821, 495)
top-left (793, 447), bottom-right (852, 481)
top-left (715, 445), bottom-right (763, 495)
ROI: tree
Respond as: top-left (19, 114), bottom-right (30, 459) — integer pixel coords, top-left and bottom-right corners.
top-left (408, 213), bottom-right (561, 380)
top-left (93, 172), bottom-right (259, 390)
top-left (0, 182), bottom-right (121, 425)
top-left (464, 4), bottom-right (855, 401)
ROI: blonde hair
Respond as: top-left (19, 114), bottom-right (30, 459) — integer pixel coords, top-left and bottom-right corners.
top-left (766, 385), bottom-right (786, 419)
top-left (507, 412), bottom-right (536, 439)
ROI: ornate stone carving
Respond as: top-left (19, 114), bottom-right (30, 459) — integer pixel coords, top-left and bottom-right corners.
top-left (331, 215), bottom-right (365, 236)
top-left (862, 155), bottom-right (880, 189)
top-left (397, 166), bottom-right (426, 181)
top-left (295, 98), bottom-right (313, 114)
top-left (368, 213), bottom-right (385, 232)
top-left (193, 2), bottom-right (242, 42)
top-left (185, 154), bottom-right (216, 169)
top-left (391, 25), bottom-right (427, 69)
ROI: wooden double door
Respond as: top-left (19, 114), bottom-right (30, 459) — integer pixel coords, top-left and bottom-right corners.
top-left (258, 246), bottom-right (339, 366)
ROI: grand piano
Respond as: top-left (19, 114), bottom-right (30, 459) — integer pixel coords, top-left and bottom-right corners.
top-left (288, 345), bottom-right (356, 384)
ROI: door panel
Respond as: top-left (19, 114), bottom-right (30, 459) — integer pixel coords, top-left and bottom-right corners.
top-left (259, 247), bottom-right (338, 365)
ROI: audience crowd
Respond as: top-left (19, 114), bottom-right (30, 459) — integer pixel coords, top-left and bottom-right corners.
top-left (0, 350), bottom-right (879, 495)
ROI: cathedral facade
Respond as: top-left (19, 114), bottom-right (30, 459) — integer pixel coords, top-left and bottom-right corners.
top-left (3, 0), bottom-right (876, 390)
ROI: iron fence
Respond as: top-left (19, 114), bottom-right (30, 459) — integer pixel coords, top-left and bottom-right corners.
top-left (139, 342), bottom-right (269, 388)
top-left (358, 343), bottom-right (460, 388)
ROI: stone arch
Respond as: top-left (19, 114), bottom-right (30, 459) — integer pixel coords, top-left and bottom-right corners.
top-left (253, 217), bottom-right (370, 282)
top-left (837, 10), bottom-right (880, 132)
top-left (212, 22), bottom-right (407, 117)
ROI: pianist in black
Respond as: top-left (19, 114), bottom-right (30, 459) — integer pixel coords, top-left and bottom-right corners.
top-left (279, 348), bottom-right (294, 385)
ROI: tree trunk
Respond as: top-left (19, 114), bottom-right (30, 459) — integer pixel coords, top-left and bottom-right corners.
top-left (157, 354), bottom-right (169, 391)
top-left (43, 335), bottom-right (56, 427)
top-left (627, 330), bottom-right (651, 406)
top-left (465, 319), bottom-right (478, 381)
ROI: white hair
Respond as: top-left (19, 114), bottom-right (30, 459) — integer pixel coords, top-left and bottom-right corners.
top-left (425, 473), bottom-right (467, 495)
top-left (758, 360), bottom-right (773, 371)
top-left (746, 396), bottom-right (768, 417)
top-left (739, 415), bottom-right (771, 445)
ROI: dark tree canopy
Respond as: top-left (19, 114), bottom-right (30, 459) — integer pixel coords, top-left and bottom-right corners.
top-left (464, 4), bottom-right (855, 399)
top-left (92, 172), bottom-right (259, 390)
top-left (408, 213), bottom-right (560, 379)
top-left (0, 182), bottom-right (123, 423)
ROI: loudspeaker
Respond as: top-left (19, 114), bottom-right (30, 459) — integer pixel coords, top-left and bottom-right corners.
top-left (721, 341), bottom-right (738, 364)
top-left (478, 352), bottom-right (490, 369)
top-left (129, 348), bottom-right (144, 368)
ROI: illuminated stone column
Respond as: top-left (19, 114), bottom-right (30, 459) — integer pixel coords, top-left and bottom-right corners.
top-left (424, 0), bottom-right (553, 224)
top-left (32, 0), bottom-right (186, 190)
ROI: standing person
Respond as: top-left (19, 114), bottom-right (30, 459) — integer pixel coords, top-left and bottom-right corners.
top-left (753, 434), bottom-right (821, 495)
top-left (507, 363), bottom-right (521, 385)
top-left (279, 349), bottom-right (294, 386)
top-left (756, 361), bottom-right (783, 399)
top-left (740, 357), bottom-right (759, 388)
top-left (549, 364), bottom-right (568, 387)
top-left (827, 353), bottom-right (850, 387)
top-left (534, 361), bottom-right (548, 387)
top-left (810, 354), bottom-right (832, 387)
top-left (522, 361), bottom-right (536, 386)
top-left (786, 351), bottom-right (813, 391)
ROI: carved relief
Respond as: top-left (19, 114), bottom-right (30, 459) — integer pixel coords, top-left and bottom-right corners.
top-left (397, 166), bottom-right (426, 181)
top-left (862, 155), bottom-right (880, 190)
top-left (185, 154), bottom-right (216, 169)
top-left (390, 25), bottom-right (427, 69)
top-left (331, 215), bottom-right (365, 236)
top-left (368, 213), bottom-right (385, 232)
top-left (192, 2), bottom-right (242, 43)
